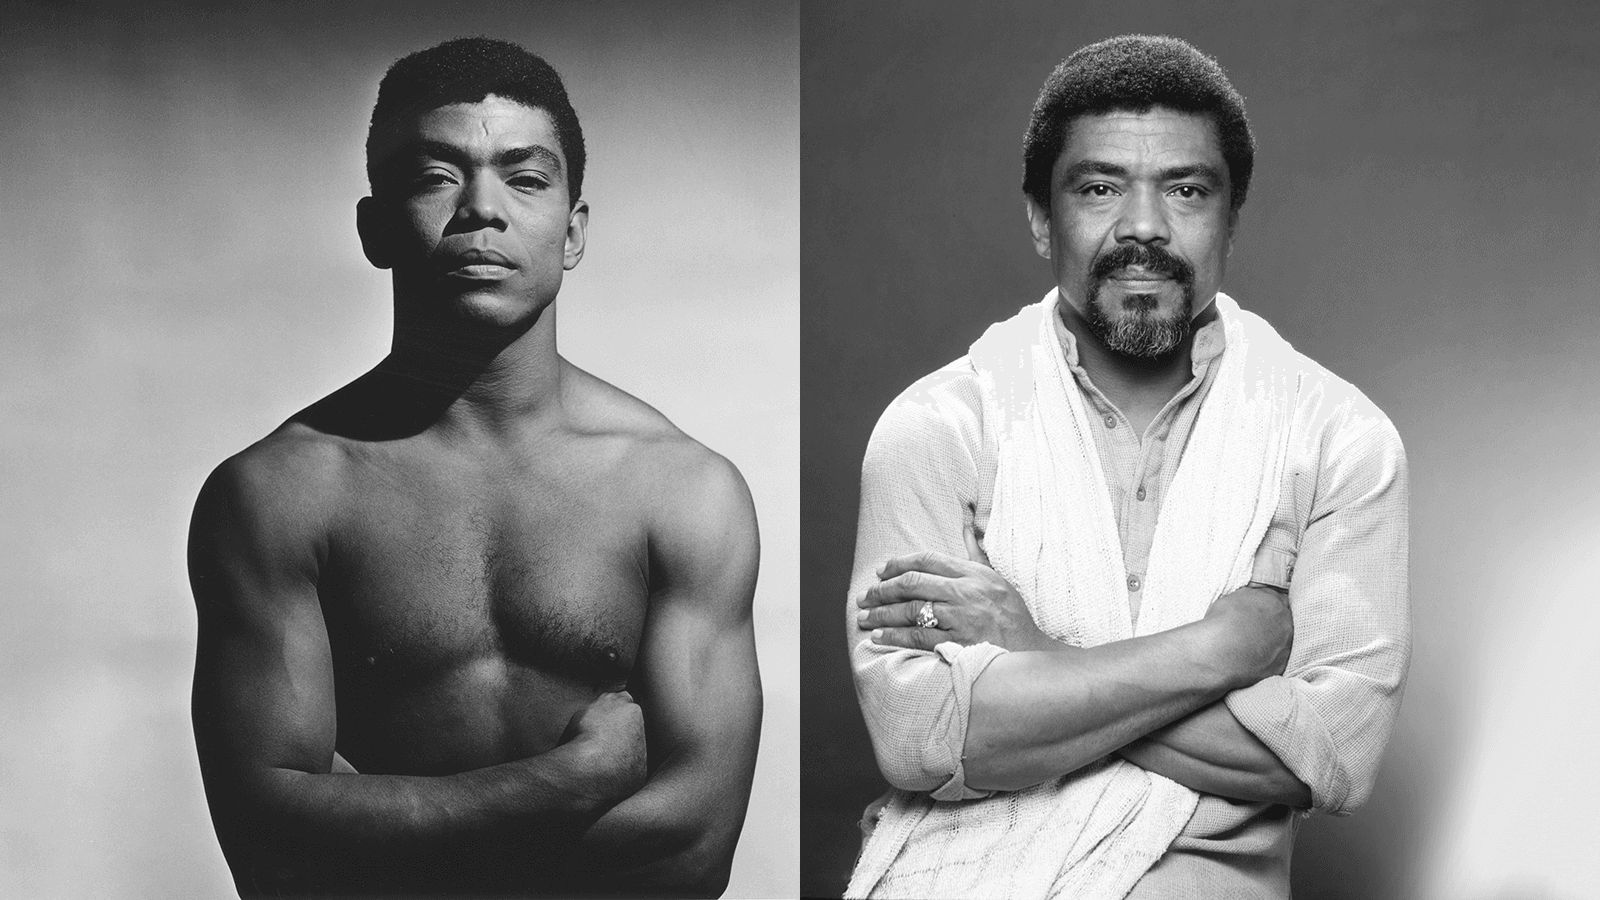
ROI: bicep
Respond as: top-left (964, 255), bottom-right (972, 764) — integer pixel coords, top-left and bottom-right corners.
top-left (848, 385), bottom-right (998, 791)
top-left (190, 461), bottom-right (338, 786)
top-left (631, 456), bottom-right (762, 830)
top-left (849, 386), bottom-right (982, 604)
top-left (1285, 415), bottom-right (1409, 681)
top-left (1226, 414), bottom-right (1409, 812)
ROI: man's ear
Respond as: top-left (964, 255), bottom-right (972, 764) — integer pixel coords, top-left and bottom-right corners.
top-left (1025, 197), bottom-right (1052, 260)
top-left (563, 199), bottom-right (589, 271)
top-left (356, 196), bottom-right (394, 270)
top-left (1227, 206), bottom-right (1239, 257)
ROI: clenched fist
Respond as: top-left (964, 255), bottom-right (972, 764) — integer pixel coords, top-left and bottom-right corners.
top-left (558, 691), bottom-right (648, 810)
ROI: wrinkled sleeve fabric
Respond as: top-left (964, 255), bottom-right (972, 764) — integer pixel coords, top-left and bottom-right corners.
top-left (1226, 387), bottom-right (1410, 816)
top-left (848, 365), bottom-right (1009, 801)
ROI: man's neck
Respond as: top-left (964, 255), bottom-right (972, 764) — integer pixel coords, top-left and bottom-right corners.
top-left (377, 302), bottom-right (565, 439)
top-left (1055, 296), bottom-right (1214, 432)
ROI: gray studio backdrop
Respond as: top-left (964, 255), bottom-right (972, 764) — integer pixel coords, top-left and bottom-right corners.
top-left (801, 2), bottom-right (1600, 898)
top-left (0, 2), bottom-right (797, 897)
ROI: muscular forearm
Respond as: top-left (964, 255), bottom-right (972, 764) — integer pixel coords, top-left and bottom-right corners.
top-left (210, 743), bottom-right (609, 894)
top-left (571, 774), bottom-right (740, 898)
top-left (964, 619), bottom-right (1262, 792)
top-left (1116, 701), bottom-right (1311, 807)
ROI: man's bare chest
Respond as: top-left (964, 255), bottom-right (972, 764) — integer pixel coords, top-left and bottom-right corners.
top-left (317, 464), bottom-right (652, 687)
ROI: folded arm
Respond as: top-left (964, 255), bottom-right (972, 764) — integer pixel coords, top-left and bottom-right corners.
top-left (861, 543), bottom-right (1306, 798)
top-left (849, 381), bottom-right (1290, 797)
top-left (190, 454), bottom-right (643, 896)
top-left (1116, 701), bottom-right (1311, 806)
top-left (902, 571), bottom-right (1293, 792)
top-left (571, 450), bottom-right (763, 897)
top-left (1218, 412), bottom-right (1410, 814)
top-left (1110, 404), bottom-right (1408, 812)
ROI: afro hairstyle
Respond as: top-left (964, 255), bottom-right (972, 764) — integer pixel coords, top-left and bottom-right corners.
top-left (1022, 35), bottom-right (1254, 214)
top-left (366, 36), bottom-right (585, 207)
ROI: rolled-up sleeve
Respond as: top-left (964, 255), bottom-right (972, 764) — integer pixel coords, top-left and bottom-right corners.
top-left (1226, 397), bottom-right (1410, 815)
top-left (848, 368), bottom-right (1008, 800)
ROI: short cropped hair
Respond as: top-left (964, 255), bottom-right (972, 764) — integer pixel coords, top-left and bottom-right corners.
top-left (366, 37), bottom-right (586, 206)
top-left (1022, 35), bottom-right (1254, 213)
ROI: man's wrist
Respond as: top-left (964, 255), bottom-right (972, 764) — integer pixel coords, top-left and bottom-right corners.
top-left (448, 746), bottom-right (594, 828)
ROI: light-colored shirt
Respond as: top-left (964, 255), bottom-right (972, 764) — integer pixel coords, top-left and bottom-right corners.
top-left (848, 302), bottom-right (1409, 898)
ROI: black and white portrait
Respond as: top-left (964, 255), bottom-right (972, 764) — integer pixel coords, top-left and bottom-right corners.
top-left (802, 2), bottom-right (1600, 898)
top-left (1, 2), bottom-right (796, 897)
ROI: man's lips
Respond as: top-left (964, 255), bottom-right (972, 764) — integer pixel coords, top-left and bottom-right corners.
top-left (440, 250), bottom-right (517, 279)
top-left (1107, 268), bottom-right (1171, 282)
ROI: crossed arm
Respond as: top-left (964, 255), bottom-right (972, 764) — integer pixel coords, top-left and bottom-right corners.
top-left (858, 545), bottom-right (1307, 804)
top-left (190, 455), bottom-right (649, 895)
top-left (848, 381), bottom-right (1408, 812)
top-left (1118, 703), bottom-right (1312, 806)
top-left (190, 449), bottom-right (760, 897)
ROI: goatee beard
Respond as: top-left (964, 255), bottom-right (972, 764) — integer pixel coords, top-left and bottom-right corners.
top-left (1082, 244), bottom-right (1197, 359)
top-left (1083, 286), bottom-right (1194, 358)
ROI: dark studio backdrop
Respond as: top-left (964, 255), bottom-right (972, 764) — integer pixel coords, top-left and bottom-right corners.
top-left (0, 2), bottom-right (796, 897)
top-left (801, 2), bottom-right (1600, 898)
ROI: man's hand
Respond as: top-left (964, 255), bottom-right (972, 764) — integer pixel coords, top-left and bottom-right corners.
top-left (556, 691), bottom-right (648, 814)
top-left (858, 526), bottom-right (1056, 653)
top-left (1202, 583), bottom-right (1295, 684)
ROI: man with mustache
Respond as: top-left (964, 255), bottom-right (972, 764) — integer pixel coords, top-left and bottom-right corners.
top-left (846, 36), bottom-right (1408, 898)
top-left (189, 38), bottom-right (761, 897)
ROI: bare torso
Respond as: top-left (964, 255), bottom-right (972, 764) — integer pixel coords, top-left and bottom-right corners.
top-left (318, 431), bottom-right (648, 775)
top-left (195, 350), bottom-right (760, 896)
top-left (278, 365), bottom-right (677, 776)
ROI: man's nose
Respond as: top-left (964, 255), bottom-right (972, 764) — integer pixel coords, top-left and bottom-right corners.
top-left (1113, 186), bottom-right (1170, 245)
top-left (454, 173), bottom-right (508, 230)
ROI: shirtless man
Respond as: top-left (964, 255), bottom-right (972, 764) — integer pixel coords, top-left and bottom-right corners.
top-left (189, 38), bottom-right (761, 898)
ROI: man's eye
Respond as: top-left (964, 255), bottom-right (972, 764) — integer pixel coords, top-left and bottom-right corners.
top-left (509, 174), bottom-right (551, 192)
top-left (413, 171), bottom-right (455, 188)
top-left (1169, 185), bottom-right (1207, 199)
top-left (1080, 183), bottom-right (1118, 197)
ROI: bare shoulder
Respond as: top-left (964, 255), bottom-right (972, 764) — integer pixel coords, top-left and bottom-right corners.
top-left (563, 364), bottom-right (758, 596)
top-left (190, 421), bottom-right (355, 585)
top-left (563, 363), bottom-right (753, 510)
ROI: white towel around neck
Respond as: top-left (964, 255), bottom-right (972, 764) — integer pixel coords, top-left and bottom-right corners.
top-left (847, 290), bottom-right (1302, 900)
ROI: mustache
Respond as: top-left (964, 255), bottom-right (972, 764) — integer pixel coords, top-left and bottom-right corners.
top-left (1089, 243), bottom-right (1195, 284)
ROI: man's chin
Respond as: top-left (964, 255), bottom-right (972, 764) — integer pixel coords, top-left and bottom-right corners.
top-left (1081, 282), bottom-right (1195, 358)
top-left (1082, 304), bottom-right (1188, 359)
top-left (1096, 315), bottom-right (1189, 358)
top-left (447, 291), bottom-right (550, 330)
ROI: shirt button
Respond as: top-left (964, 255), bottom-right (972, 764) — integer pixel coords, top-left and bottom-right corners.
top-left (1127, 574), bottom-right (1142, 592)
top-left (1103, 414), bottom-right (1116, 429)
top-left (1136, 484), bottom-right (1147, 501)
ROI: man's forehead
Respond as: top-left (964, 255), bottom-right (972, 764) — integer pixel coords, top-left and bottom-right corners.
top-left (1058, 107), bottom-right (1224, 165)
top-left (372, 94), bottom-right (564, 166)
top-left (413, 97), bottom-right (557, 146)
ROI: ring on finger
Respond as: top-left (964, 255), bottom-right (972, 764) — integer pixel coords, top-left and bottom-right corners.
top-left (914, 600), bottom-right (939, 629)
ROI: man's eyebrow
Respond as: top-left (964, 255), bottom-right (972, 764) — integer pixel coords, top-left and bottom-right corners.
top-left (1157, 163), bottom-right (1225, 184)
top-left (495, 145), bottom-right (563, 173)
top-left (1060, 160), bottom-right (1129, 183)
top-left (1059, 160), bottom-right (1226, 185)
top-left (403, 140), bottom-right (563, 173)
